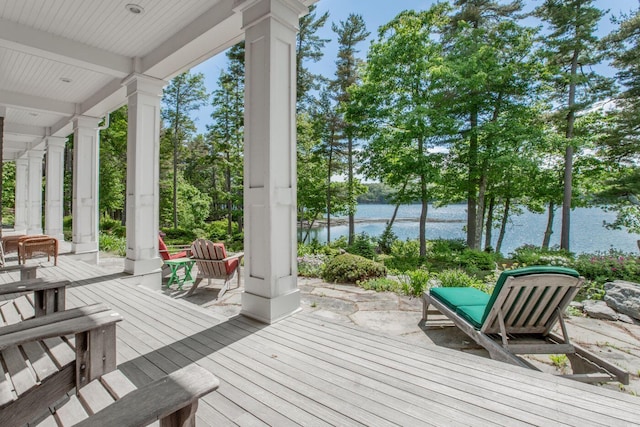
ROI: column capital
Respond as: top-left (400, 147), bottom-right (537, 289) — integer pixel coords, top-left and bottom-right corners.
top-left (26, 149), bottom-right (45, 160)
top-left (46, 136), bottom-right (67, 150)
top-left (73, 115), bottom-right (102, 130)
top-left (122, 73), bottom-right (166, 98)
top-left (237, 0), bottom-right (308, 31)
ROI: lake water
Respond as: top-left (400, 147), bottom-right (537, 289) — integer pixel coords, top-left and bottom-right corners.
top-left (299, 204), bottom-right (640, 255)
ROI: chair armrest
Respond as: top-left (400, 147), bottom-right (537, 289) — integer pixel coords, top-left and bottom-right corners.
top-left (222, 252), bottom-right (244, 262)
top-left (0, 278), bottom-right (69, 296)
top-left (0, 265), bottom-right (38, 280)
top-left (74, 364), bottom-right (220, 427)
top-left (0, 303), bottom-right (121, 350)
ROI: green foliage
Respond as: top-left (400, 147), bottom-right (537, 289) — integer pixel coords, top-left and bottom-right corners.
top-left (297, 254), bottom-right (328, 277)
top-left (456, 249), bottom-right (497, 272)
top-left (549, 354), bottom-right (569, 372)
top-left (384, 239), bottom-right (423, 272)
top-left (510, 245), bottom-right (574, 266)
top-left (404, 269), bottom-right (431, 297)
top-left (321, 253), bottom-right (387, 283)
top-left (429, 239), bottom-right (466, 263)
top-left (161, 228), bottom-right (197, 242)
top-left (99, 216), bottom-right (125, 238)
top-left (377, 226), bottom-right (398, 255)
top-left (346, 233), bottom-right (377, 259)
top-left (572, 251), bottom-right (640, 284)
top-left (435, 269), bottom-right (489, 293)
top-left (99, 232), bottom-right (126, 256)
top-left (360, 277), bottom-right (402, 293)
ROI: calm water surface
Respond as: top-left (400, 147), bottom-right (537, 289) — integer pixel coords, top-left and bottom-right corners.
top-left (299, 204), bottom-right (639, 255)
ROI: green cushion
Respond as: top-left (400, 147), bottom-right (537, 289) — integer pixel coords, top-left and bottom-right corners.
top-left (481, 266), bottom-right (580, 325)
top-left (456, 305), bottom-right (486, 329)
top-left (429, 287), bottom-right (490, 313)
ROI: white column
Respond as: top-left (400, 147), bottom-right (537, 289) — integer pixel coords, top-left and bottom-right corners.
top-left (45, 137), bottom-right (66, 240)
top-left (239, 0), bottom-right (307, 323)
top-left (14, 157), bottom-right (28, 233)
top-left (72, 116), bottom-right (100, 263)
top-left (26, 150), bottom-right (45, 235)
top-left (123, 74), bottom-right (164, 288)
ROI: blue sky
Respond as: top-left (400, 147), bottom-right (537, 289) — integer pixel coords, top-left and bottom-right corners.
top-left (191, 0), bottom-right (638, 133)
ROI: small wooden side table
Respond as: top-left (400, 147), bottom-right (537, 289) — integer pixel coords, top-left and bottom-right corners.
top-left (164, 257), bottom-right (195, 290)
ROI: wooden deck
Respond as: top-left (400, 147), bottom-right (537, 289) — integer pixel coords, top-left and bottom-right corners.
top-left (2, 255), bottom-right (639, 426)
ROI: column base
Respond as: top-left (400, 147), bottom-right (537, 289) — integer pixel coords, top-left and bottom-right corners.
top-left (73, 241), bottom-right (98, 253)
top-left (124, 257), bottom-right (163, 276)
top-left (127, 269), bottom-right (163, 291)
top-left (27, 227), bottom-right (43, 235)
top-left (70, 250), bottom-right (99, 264)
top-left (240, 288), bottom-right (301, 324)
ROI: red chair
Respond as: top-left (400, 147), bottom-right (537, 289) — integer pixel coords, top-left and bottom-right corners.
top-left (187, 239), bottom-right (244, 297)
top-left (158, 233), bottom-right (190, 276)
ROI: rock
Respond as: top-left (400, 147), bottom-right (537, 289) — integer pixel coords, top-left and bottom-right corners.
top-left (583, 300), bottom-right (619, 321)
top-left (617, 313), bottom-right (636, 324)
top-left (604, 280), bottom-right (640, 321)
top-left (569, 301), bottom-right (584, 311)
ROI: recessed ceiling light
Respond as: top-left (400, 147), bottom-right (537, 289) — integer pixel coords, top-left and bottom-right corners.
top-left (60, 77), bottom-right (72, 83)
top-left (125, 4), bottom-right (145, 14)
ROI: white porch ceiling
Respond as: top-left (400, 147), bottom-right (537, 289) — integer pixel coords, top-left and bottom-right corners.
top-left (0, 0), bottom-right (250, 159)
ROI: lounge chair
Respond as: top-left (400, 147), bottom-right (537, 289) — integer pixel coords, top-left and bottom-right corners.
top-left (422, 266), bottom-right (629, 384)
top-left (187, 239), bottom-right (244, 297)
top-left (158, 232), bottom-right (191, 277)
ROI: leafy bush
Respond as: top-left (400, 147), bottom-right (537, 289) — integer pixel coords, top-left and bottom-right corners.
top-left (297, 254), bottom-right (328, 277)
top-left (378, 226), bottom-right (398, 255)
top-left (403, 269), bottom-right (431, 296)
top-left (429, 239), bottom-right (467, 262)
top-left (434, 268), bottom-right (490, 292)
top-left (384, 239), bottom-right (422, 272)
top-left (99, 216), bottom-right (125, 237)
top-left (456, 249), bottom-right (496, 271)
top-left (347, 233), bottom-right (377, 259)
top-left (162, 227), bottom-right (197, 242)
top-left (321, 253), bottom-right (387, 283)
top-left (360, 277), bottom-right (402, 293)
top-left (572, 250), bottom-right (640, 283)
top-left (99, 232), bottom-right (126, 256)
top-left (510, 245), bottom-right (574, 266)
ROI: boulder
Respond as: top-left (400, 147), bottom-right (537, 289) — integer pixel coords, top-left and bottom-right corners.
top-left (604, 280), bottom-right (640, 321)
top-left (582, 299), bottom-right (619, 321)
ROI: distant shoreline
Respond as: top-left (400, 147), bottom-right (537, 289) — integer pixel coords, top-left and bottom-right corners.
top-left (308, 217), bottom-right (465, 227)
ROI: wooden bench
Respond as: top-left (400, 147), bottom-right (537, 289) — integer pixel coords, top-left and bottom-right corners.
top-left (0, 278), bottom-right (69, 323)
top-left (18, 236), bottom-right (59, 266)
top-left (0, 264), bottom-right (38, 281)
top-left (0, 304), bottom-right (219, 426)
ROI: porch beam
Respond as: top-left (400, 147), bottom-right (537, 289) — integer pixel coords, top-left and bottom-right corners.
top-left (123, 74), bottom-right (165, 288)
top-left (71, 116), bottom-right (100, 263)
top-left (240, 0), bottom-right (307, 323)
top-left (45, 137), bottom-right (67, 240)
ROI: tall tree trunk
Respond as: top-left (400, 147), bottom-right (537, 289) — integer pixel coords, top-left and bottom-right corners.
top-left (326, 132), bottom-right (334, 244)
top-left (347, 134), bottom-right (355, 245)
top-left (226, 152), bottom-right (232, 236)
top-left (476, 172), bottom-right (488, 248)
top-left (542, 201), bottom-right (555, 249)
top-left (172, 87), bottom-right (181, 230)
top-left (561, 29), bottom-right (580, 251)
top-left (484, 197), bottom-right (495, 251)
top-left (418, 137), bottom-right (428, 257)
top-left (467, 108), bottom-right (479, 249)
top-left (495, 197), bottom-right (510, 254)
top-left (64, 144), bottom-right (73, 217)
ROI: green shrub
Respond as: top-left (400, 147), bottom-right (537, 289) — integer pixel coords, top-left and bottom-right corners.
top-left (360, 277), bottom-right (402, 293)
top-left (162, 228), bottom-right (197, 243)
top-left (403, 269), bottom-right (431, 296)
top-left (329, 236), bottom-right (348, 251)
top-left (321, 253), bottom-right (387, 283)
top-left (297, 254), bottom-right (328, 277)
top-left (385, 239), bottom-right (422, 272)
top-left (572, 251), bottom-right (640, 283)
top-left (378, 226), bottom-right (398, 255)
top-left (63, 216), bottom-right (73, 229)
top-left (99, 232), bottom-right (126, 256)
top-left (207, 220), bottom-right (233, 241)
top-left (456, 249), bottom-right (496, 271)
top-left (511, 245), bottom-right (574, 266)
top-left (435, 268), bottom-right (489, 292)
top-left (429, 239), bottom-right (466, 261)
top-left (347, 233), bottom-right (377, 259)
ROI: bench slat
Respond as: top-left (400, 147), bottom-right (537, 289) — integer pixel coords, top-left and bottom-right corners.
top-left (101, 369), bottom-right (137, 399)
top-left (0, 278), bottom-right (69, 296)
top-left (13, 295), bottom-right (35, 320)
top-left (78, 378), bottom-right (115, 415)
top-left (22, 340), bottom-right (60, 381)
top-left (0, 301), bottom-right (21, 325)
top-left (0, 304), bottom-right (108, 337)
top-left (55, 394), bottom-right (88, 426)
top-left (42, 337), bottom-right (75, 369)
top-left (0, 361), bottom-right (15, 407)
top-left (3, 345), bottom-right (37, 396)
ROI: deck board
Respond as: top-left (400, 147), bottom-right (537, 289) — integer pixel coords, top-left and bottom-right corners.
top-left (6, 255), bottom-right (639, 426)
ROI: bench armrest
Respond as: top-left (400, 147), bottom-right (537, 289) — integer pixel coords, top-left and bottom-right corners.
top-left (0, 278), bottom-right (69, 295)
top-left (74, 364), bottom-right (220, 427)
top-left (0, 303), bottom-right (121, 349)
top-left (0, 265), bottom-right (38, 280)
